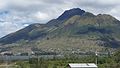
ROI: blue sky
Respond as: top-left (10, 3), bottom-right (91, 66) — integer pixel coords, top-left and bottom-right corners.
top-left (0, 0), bottom-right (120, 37)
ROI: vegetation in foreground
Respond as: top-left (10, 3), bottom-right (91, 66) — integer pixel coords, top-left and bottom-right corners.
top-left (0, 49), bottom-right (119, 68)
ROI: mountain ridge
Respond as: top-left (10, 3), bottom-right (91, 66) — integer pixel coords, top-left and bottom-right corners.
top-left (57, 8), bottom-right (85, 20)
top-left (0, 8), bottom-right (120, 53)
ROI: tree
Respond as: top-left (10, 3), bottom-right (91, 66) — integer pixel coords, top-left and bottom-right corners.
top-left (114, 49), bottom-right (120, 63)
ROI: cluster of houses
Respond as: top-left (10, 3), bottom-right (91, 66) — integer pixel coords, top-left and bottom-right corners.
top-left (0, 51), bottom-right (58, 56)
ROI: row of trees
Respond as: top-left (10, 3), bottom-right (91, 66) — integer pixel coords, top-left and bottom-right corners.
top-left (1, 49), bottom-right (120, 68)
top-left (98, 49), bottom-right (120, 68)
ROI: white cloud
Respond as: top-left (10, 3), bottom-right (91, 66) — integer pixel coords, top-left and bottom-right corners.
top-left (0, 0), bottom-right (120, 37)
top-left (108, 6), bottom-right (120, 20)
top-left (0, 21), bottom-right (23, 37)
top-left (0, 0), bottom-right (7, 9)
top-left (34, 12), bottom-right (50, 21)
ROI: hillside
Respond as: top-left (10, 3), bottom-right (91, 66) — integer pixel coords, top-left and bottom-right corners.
top-left (0, 8), bottom-right (120, 53)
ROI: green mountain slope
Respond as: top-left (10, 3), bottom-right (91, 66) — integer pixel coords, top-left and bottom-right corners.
top-left (0, 8), bottom-right (120, 53)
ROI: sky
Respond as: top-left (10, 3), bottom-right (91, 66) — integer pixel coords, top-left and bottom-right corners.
top-left (0, 0), bottom-right (120, 38)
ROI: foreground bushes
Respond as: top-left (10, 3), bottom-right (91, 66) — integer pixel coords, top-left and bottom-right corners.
top-left (2, 50), bottom-right (120, 68)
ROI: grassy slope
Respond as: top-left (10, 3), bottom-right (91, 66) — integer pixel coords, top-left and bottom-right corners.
top-left (1, 13), bottom-right (120, 53)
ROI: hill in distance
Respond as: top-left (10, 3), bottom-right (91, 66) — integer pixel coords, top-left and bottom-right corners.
top-left (0, 8), bottom-right (120, 53)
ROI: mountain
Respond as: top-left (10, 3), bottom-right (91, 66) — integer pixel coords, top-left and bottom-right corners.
top-left (0, 8), bottom-right (120, 53)
top-left (0, 23), bottom-right (47, 44)
top-left (57, 8), bottom-right (85, 20)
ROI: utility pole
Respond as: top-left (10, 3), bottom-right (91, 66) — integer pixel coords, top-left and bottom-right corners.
top-left (95, 51), bottom-right (98, 65)
top-left (5, 55), bottom-right (8, 68)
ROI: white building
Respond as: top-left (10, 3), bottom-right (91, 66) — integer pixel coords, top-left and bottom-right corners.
top-left (68, 63), bottom-right (97, 68)
top-left (0, 51), bottom-right (12, 55)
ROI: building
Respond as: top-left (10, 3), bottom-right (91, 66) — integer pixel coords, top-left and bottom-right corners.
top-left (68, 63), bottom-right (97, 68)
top-left (0, 51), bottom-right (13, 56)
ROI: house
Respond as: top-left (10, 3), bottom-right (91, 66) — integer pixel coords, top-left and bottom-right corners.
top-left (0, 51), bottom-right (13, 56)
top-left (68, 63), bottom-right (97, 68)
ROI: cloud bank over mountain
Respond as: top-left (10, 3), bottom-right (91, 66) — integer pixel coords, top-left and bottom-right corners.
top-left (0, 0), bottom-right (120, 37)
